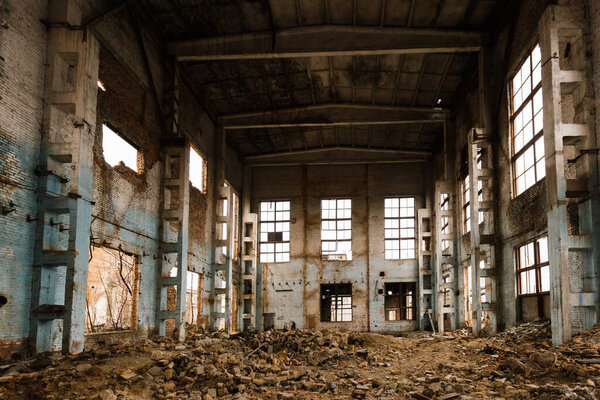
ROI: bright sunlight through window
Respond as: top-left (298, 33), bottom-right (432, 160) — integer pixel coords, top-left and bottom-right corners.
top-left (102, 124), bottom-right (138, 171)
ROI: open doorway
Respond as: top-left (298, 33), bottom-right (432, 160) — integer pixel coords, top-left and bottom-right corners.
top-left (86, 246), bottom-right (138, 333)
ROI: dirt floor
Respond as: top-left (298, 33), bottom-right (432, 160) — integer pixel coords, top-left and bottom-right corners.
top-left (1, 320), bottom-right (599, 399)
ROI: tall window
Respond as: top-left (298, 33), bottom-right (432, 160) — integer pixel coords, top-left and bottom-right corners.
top-left (320, 284), bottom-right (352, 322)
top-left (516, 236), bottom-right (549, 295)
top-left (259, 201), bottom-right (290, 263)
top-left (189, 147), bottom-right (206, 193)
top-left (511, 44), bottom-right (544, 196)
top-left (321, 199), bottom-right (352, 261)
top-left (384, 282), bottom-right (416, 321)
top-left (384, 198), bottom-right (415, 260)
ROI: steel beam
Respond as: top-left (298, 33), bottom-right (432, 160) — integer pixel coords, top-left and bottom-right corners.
top-left (220, 103), bottom-right (449, 130)
top-left (168, 25), bottom-right (485, 61)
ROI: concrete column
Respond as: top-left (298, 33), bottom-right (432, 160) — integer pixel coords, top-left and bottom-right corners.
top-left (539, 3), bottom-right (599, 345)
top-left (30, 0), bottom-right (99, 354)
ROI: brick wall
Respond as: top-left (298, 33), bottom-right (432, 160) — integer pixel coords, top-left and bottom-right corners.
top-left (0, 0), bottom-right (47, 354)
top-left (589, 0), bottom-right (600, 189)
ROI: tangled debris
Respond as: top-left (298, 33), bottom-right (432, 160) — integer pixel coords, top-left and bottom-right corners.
top-left (1, 321), bottom-right (600, 399)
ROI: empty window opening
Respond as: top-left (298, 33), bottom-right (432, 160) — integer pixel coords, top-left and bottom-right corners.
top-left (259, 201), bottom-right (290, 263)
top-left (442, 268), bottom-right (452, 307)
top-left (189, 147), bottom-right (206, 193)
top-left (320, 284), bottom-right (352, 322)
top-left (462, 175), bottom-right (483, 234)
top-left (102, 124), bottom-right (138, 171)
top-left (510, 44), bottom-right (544, 196)
top-left (232, 190), bottom-right (240, 261)
top-left (220, 198), bottom-right (228, 217)
top-left (384, 282), bottom-right (416, 321)
top-left (441, 239), bottom-right (452, 256)
top-left (86, 246), bottom-right (138, 333)
top-left (217, 222), bottom-right (228, 241)
top-left (384, 197), bottom-right (415, 260)
top-left (321, 199), bottom-right (352, 261)
top-left (441, 216), bottom-right (450, 234)
top-left (440, 193), bottom-right (450, 210)
top-left (186, 272), bottom-right (200, 325)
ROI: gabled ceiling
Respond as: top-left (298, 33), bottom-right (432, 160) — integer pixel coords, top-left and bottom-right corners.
top-left (137, 0), bottom-right (504, 157)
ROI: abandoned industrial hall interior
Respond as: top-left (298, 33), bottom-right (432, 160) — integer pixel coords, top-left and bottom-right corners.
top-left (6, 0), bottom-right (600, 398)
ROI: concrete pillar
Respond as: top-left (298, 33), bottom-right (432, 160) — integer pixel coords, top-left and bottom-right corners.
top-left (155, 64), bottom-right (190, 342)
top-left (211, 127), bottom-right (234, 331)
top-left (30, 0), bottom-right (99, 354)
top-left (539, 3), bottom-right (599, 345)
top-left (240, 165), bottom-right (258, 330)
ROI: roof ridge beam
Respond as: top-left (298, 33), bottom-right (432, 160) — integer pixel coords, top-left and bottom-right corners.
top-left (219, 103), bottom-right (449, 130)
top-left (168, 25), bottom-right (485, 61)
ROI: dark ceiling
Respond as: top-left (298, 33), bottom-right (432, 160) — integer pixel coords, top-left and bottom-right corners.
top-left (136, 0), bottom-right (503, 156)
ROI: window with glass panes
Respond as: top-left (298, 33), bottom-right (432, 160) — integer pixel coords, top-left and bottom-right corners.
top-left (259, 201), bottom-right (290, 263)
top-left (511, 44), bottom-right (544, 196)
top-left (320, 284), bottom-right (352, 322)
top-left (384, 198), bottom-right (415, 259)
top-left (321, 199), bottom-right (352, 260)
top-left (516, 237), bottom-right (549, 295)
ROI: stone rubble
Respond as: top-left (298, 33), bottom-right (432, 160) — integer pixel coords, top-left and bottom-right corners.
top-left (0, 321), bottom-right (599, 399)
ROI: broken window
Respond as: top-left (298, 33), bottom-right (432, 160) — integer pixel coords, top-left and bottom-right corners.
top-left (102, 124), bottom-right (138, 171)
top-left (259, 201), bottom-right (290, 263)
top-left (384, 282), bottom-right (416, 321)
top-left (384, 198), bottom-right (415, 260)
top-left (321, 199), bottom-right (352, 261)
top-left (189, 146), bottom-right (206, 193)
top-left (86, 246), bottom-right (137, 333)
top-left (516, 236), bottom-right (549, 295)
top-left (510, 44), bottom-right (544, 196)
top-left (320, 283), bottom-right (352, 322)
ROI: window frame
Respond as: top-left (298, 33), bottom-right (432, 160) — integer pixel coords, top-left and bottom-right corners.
top-left (320, 283), bottom-right (353, 322)
top-left (384, 282), bottom-right (416, 321)
top-left (259, 200), bottom-right (291, 264)
top-left (384, 197), bottom-right (416, 260)
top-left (321, 198), bottom-right (352, 261)
top-left (509, 42), bottom-right (544, 197)
top-left (516, 236), bottom-right (549, 297)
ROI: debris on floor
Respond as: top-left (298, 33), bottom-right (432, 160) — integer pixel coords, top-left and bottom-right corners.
top-left (1, 321), bottom-right (600, 399)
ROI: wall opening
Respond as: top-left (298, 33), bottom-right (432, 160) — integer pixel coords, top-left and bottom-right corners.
top-left (186, 272), bottom-right (201, 325)
top-left (189, 146), bottom-right (207, 193)
top-left (384, 282), bottom-right (416, 321)
top-left (0, 295), bottom-right (6, 308)
top-left (320, 283), bottom-right (352, 322)
top-left (102, 124), bottom-right (139, 172)
top-left (86, 246), bottom-right (138, 333)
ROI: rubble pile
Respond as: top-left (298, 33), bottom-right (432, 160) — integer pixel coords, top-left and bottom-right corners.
top-left (1, 322), bottom-right (600, 399)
